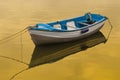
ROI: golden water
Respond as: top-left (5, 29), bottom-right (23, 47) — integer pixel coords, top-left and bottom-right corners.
top-left (0, 0), bottom-right (120, 80)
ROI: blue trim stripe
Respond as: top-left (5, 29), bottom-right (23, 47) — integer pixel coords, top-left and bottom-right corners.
top-left (30, 13), bottom-right (107, 32)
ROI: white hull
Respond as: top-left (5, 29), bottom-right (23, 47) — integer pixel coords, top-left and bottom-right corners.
top-left (28, 21), bottom-right (105, 45)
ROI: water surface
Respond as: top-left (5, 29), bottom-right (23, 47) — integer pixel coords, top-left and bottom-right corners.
top-left (0, 0), bottom-right (120, 80)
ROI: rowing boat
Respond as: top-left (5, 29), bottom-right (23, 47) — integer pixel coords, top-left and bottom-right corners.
top-left (28, 12), bottom-right (107, 45)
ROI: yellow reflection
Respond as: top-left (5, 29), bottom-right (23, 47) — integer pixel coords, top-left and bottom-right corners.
top-left (0, 0), bottom-right (120, 80)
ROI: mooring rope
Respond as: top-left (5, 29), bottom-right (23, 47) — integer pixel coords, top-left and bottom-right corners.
top-left (0, 27), bottom-right (30, 64)
top-left (9, 68), bottom-right (29, 80)
top-left (0, 30), bottom-right (28, 45)
top-left (106, 18), bottom-right (113, 41)
top-left (0, 26), bottom-right (29, 60)
top-left (0, 27), bottom-right (31, 80)
top-left (20, 32), bottom-right (23, 62)
top-left (0, 27), bottom-right (28, 43)
top-left (0, 55), bottom-right (29, 65)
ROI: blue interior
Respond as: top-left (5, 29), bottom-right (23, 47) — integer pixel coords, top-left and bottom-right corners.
top-left (30, 13), bottom-right (107, 32)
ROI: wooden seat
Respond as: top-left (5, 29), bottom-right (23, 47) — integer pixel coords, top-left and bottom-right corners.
top-left (78, 22), bottom-right (89, 26)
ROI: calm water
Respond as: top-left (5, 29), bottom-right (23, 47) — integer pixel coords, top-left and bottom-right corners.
top-left (0, 0), bottom-right (120, 80)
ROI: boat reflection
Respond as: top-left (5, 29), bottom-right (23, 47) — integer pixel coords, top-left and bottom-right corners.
top-left (29, 31), bottom-right (106, 68)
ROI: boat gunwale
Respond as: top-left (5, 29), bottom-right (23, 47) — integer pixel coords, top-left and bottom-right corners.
top-left (29, 18), bottom-right (107, 32)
